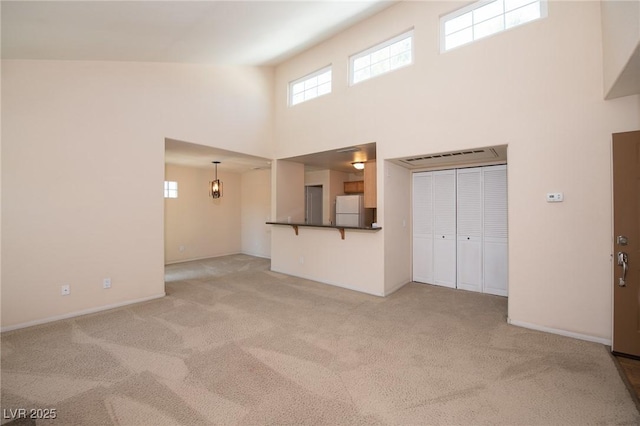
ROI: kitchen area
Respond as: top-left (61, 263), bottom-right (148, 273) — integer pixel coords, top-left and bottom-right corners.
top-left (268, 142), bottom-right (380, 237)
top-left (267, 141), bottom-right (410, 297)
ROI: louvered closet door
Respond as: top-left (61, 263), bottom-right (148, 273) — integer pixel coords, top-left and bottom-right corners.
top-left (457, 168), bottom-right (483, 292)
top-left (412, 173), bottom-right (433, 284)
top-left (433, 170), bottom-right (457, 288)
top-left (483, 165), bottom-right (508, 296)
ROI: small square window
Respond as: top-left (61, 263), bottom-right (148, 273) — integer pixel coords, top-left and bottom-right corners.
top-left (164, 181), bottom-right (178, 198)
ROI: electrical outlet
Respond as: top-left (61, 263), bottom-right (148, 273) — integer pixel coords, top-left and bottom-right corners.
top-left (299, 256), bottom-right (304, 264)
top-left (546, 192), bottom-right (564, 202)
top-left (179, 245), bottom-right (185, 252)
top-left (103, 278), bottom-right (111, 289)
top-left (61, 285), bottom-right (70, 296)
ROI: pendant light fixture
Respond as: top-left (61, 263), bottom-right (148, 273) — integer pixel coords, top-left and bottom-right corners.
top-left (210, 161), bottom-right (222, 199)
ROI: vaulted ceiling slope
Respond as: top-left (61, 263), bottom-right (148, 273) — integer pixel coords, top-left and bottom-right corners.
top-left (1, 0), bottom-right (395, 66)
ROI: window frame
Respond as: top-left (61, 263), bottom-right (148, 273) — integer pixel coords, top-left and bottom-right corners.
top-left (164, 181), bottom-right (178, 199)
top-left (288, 65), bottom-right (332, 107)
top-left (349, 28), bottom-right (414, 86)
top-left (439, 0), bottom-right (548, 53)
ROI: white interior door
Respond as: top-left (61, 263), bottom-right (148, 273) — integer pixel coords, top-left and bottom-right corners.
top-left (457, 168), bottom-right (483, 292)
top-left (433, 170), bottom-right (457, 288)
top-left (305, 185), bottom-right (323, 225)
top-left (412, 165), bottom-right (508, 296)
top-left (413, 173), bottom-right (434, 284)
top-left (483, 165), bottom-right (508, 296)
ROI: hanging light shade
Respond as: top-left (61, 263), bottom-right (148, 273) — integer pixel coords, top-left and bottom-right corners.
top-left (210, 161), bottom-right (222, 199)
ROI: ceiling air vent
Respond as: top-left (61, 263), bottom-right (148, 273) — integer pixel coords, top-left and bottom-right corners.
top-left (399, 148), bottom-right (498, 168)
top-left (335, 147), bottom-right (361, 153)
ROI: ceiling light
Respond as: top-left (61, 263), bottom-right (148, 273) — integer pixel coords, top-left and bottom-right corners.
top-left (210, 161), bottom-right (222, 199)
top-left (352, 162), bottom-right (365, 170)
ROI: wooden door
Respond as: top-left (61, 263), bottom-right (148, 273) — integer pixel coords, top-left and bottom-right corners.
top-left (612, 130), bottom-right (640, 357)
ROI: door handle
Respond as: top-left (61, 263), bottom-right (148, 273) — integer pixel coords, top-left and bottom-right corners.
top-left (617, 252), bottom-right (628, 287)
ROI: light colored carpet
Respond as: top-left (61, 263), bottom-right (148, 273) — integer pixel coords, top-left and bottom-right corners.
top-left (1, 254), bottom-right (638, 425)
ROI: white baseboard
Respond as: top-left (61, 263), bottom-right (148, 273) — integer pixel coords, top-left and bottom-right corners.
top-left (240, 251), bottom-right (271, 260)
top-left (165, 251), bottom-right (270, 265)
top-left (1, 293), bottom-right (166, 333)
top-left (164, 252), bottom-right (241, 265)
top-left (507, 318), bottom-right (611, 346)
top-left (383, 280), bottom-right (409, 296)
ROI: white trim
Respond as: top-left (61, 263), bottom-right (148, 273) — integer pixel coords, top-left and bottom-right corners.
top-left (164, 251), bottom-right (243, 265)
top-left (165, 252), bottom-right (270, 266)
top-left (507, 318), bottom-right (611, 346)
top-left (440, 0), bottom-right (548, 53)
top-left (349, 28), bottom-right (414, 86)
top-left (1, 293), bottom-right (166, 333)
top-left (240, 251), bottom-right (271, 260)
top-left (288, 64), bottom-right (332, 106)
top-left (383, 280), bottom-right (409, 296)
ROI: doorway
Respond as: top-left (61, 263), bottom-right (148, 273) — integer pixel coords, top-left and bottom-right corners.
top-left (612, 130), bottom-right (640, 358)
top-left (305, 185), bottom-right (323, 225)
top-left (412, 164), bottom-right (508, 296)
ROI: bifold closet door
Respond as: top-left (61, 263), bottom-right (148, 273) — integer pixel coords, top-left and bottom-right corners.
top-left (456, 168), bottom-right (482, 292)
top-left (433, 170), bottom-right (456, 288)
top-left (483, 165), bottom-right (508, 296)
top-left (412, 173), bottom-right (433, 284)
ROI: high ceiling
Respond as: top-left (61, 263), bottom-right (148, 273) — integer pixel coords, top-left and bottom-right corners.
top-left (1, 1), bottom-right (394, 66)
top-left (2, 1), bottom-right (394, 172)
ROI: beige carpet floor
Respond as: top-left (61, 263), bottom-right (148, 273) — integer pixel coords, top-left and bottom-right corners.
top-left (1, 254), bottom-right (639, 425)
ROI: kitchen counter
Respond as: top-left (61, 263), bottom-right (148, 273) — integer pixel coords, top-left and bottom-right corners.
top-left (266, 222), bottom-right (381, 240)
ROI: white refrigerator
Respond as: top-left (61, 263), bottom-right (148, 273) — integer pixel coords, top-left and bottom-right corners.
top-left (336, 195), bottom-right (365, 227)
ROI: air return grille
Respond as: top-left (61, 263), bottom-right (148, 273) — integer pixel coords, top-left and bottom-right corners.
top-left (399, 148), bottom-right (498, 168)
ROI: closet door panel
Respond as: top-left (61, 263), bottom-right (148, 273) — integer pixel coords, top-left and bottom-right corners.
top-left (412, 173), bottom-right (434, 283)
top-left (433, 170), bottom-right (456, 288)
top-left (484, 239), bottom-right (508, 296)
top-left (413, 236), bottom-right (433, 284)
top-left (434, 237), bottom-right (456, 287)
top-left (457, 168), bottom-right (483, 292)
top-left (483, 165), bottom-right (508, 296)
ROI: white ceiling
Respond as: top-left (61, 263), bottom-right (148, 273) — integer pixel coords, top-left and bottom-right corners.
top-left (2, 1), bottom-right (394, 172)
top-left (1, 0), bottom-right (394, 66)
top-left (165, 138), bottom-right (272, 172)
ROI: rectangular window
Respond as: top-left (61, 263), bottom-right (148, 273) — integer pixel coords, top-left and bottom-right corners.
top-left (350, 29), bottom-right (413, 85)
top-left (164, 181), bottom-right (178, 198)
top-left (440, 0), bottom-right (547, 52)
top-left (289, 65), bottom-right (332, 106)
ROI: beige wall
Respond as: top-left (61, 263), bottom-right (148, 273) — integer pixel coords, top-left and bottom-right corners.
top-left (241, 168), bottom-right (272, 258)
top-left (273, 1), bottom-right (640, 342)
top-left (273, 160), bottom-right (304, 223)
top-left (270, 226), bottom-right (385, 295)
top-left (1, 60), bottom-right (273, 329)
top-left (601, 0), bottom-right (640, 98)
top-left (164, 164), bottom-right (241, 263)
top-left (383, 161), bottom-right (411, 295)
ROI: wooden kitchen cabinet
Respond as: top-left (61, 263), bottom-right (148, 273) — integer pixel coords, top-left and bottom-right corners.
top-left (364, 160), bottom-right (377, 208)
top-left (344, 180), bottom-right (364, 194)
